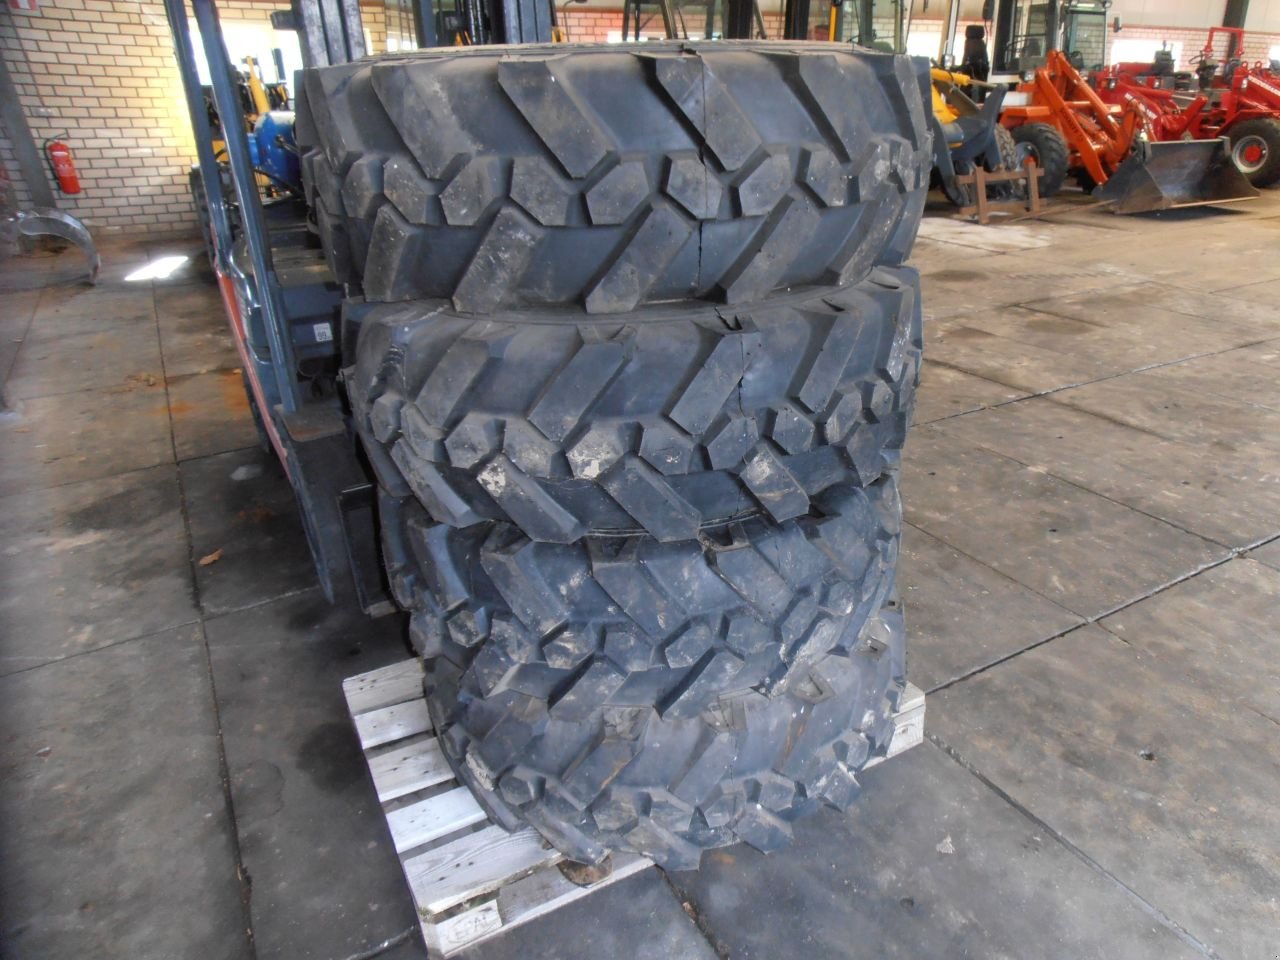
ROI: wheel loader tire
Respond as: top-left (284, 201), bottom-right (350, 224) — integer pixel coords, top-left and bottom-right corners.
top-left (378, 476), bottom-right (907, 870)
top-left (1227, 117), bottom-right (1280, 188)
top-left (1011, 123), bottom-right (1068, 197)
top-left (349, 268), bottom-right (922, 543)
top-left (300, 42), bottom-right (932, 313)
top-left (991, 125), bottom-right (1027, 200)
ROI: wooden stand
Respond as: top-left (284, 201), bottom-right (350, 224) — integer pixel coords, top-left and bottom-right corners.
top-left (957, 163), bottom-right (1045, 224)
top-left (344, 659), bottom-right (926, 957)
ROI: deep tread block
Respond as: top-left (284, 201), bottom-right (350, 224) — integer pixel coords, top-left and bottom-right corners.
top-left (498, 58), bottom-right (612, 179)
top-left (600, 455), bottom-right (702, 543)
top-left (665, 152), bottom-right (723, 219)
top-left (740, 444), bottom-right (811, 522)
top-left (720, 194), bottom-right (820, 304)
top-left (668, 333), bottom-right (750, 436)
top-left (528, 337), bottom-right (631, 443)
top-left (452, 207), bottom-right (540, 313)
top-left (584, 202), bottom-right (693, 315)
top-left (587, 161), bottom-right (652, 225)
top-left (476, 455), bottom-right (588, 544)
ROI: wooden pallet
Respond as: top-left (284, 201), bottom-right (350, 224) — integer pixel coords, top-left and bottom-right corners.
top-left (344, 659), bottom-right (925, 957)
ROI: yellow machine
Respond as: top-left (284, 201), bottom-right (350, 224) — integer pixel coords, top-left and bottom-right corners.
top-left (866, 0), bottom-right (1020, 209)
top-left (931, 67), bottom-right (975, 129)
top-left (191, 55), bottom-right (298, 265)
top-left (207, 57), bottom-right (286, 158)
top-left (927, 67), bottom-right (1021, 206)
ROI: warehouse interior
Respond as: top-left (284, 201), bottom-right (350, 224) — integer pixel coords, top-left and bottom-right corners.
top-left (1, 1), bottom-right (1278, 958)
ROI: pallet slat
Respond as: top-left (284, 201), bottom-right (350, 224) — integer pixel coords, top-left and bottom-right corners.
top-left (368, 738), bottom-right (453, 804)
top-left (343, 659), bottom-right (425, 715)
top-left (386, 785), bottom-right (487, 854)
top-left (405, 824), bottom-right (561, 915)
top-left (353, 699), bottom-right (432, 750)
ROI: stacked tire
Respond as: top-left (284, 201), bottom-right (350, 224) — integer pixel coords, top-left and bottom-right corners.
top-left (301, 41), bottom-right (931, 871)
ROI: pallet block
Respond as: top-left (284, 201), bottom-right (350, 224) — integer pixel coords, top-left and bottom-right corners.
top-left (344, 659), bottom-right (925, 957)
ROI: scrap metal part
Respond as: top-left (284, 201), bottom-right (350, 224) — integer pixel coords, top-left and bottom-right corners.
top-left (7, 207), bottom-right (100, 283)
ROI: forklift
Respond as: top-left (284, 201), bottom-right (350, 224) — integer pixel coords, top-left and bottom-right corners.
top-left (931, 0), bottom-right (1257, 210)
top-left (166, 0), bottom-right (562, 613)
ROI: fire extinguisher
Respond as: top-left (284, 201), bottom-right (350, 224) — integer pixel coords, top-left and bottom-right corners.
top-left (45, 134), bottom-right (82, 195)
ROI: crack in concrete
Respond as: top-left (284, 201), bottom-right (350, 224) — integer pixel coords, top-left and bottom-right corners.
top-left (929, 735), bottom-right (1221, 959)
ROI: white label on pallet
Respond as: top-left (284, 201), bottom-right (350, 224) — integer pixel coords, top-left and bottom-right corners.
top-left (423, 901), bottom-right (503, 957)
top-left (313, 322), bottom-right (333, 343)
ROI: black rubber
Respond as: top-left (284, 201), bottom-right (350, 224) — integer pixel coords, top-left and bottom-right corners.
top-left (349, 268), bottom-right (922, 543)
top-left (1227, 117), bottom-right (1280, 187)
top-left (300, 42), bottom-right (931, 313)
top-left (991, 124), bottom-right (1027, 200)
top-left (329, 41), bottom-right (930, 870)
top-left (1011, 122), bottom-right (1069, 197)
top-left (379, 476), bottom-right (906, 870)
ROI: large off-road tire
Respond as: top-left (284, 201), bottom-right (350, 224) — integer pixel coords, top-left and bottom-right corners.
top-left (336, 42), bottom-right (929, 871)
top-left (301, 42), bottom-right (931, 313)
top-left (378, 475), bottom-right (906, 869)
top-left (1011, 122), bottom-right (1069, 197)
top-left (349, 269), bottom-right (921, 543)
top-left (990, 124), bottom-right (1027, 200)
top-left (1227, 117), bottom-right (1280, 187)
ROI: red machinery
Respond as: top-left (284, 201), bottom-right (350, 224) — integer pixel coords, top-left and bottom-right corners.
top-left (999, 49), bottom-right (1257, 212)
top-left (1092, 27), bottom-right (1280, 186)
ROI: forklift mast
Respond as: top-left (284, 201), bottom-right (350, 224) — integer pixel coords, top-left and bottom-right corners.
top-left (284, 0), bottom-right (556, 64)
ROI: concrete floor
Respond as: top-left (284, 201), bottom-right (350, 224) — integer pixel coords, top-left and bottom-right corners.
top-left (1, 193), bottom-right (1278, 960)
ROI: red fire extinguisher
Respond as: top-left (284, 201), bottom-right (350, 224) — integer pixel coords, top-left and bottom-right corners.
top-left (45, 135), bottom-right (82, 195)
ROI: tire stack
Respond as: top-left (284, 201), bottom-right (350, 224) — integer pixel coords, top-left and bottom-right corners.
top-left (300, 41), bottom-right (931, 871)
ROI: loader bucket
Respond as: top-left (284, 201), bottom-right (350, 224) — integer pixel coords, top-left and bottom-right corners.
top-left (13, 207), bottom-right (100, 282)
top-left (1092, 138), bottom-right (1260, 214)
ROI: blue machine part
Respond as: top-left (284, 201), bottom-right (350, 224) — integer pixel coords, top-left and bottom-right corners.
top-left (248, 110), bottom-right (301, 193)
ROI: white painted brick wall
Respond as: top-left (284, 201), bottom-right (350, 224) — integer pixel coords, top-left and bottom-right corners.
top-left (0, 0), bottom-right (392, 238)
